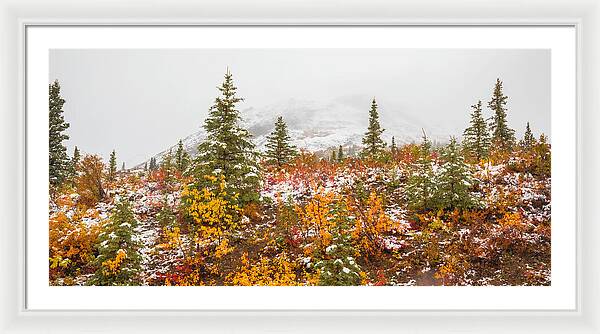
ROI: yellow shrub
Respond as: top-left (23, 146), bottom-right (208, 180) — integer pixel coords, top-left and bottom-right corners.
top-left (225, 252), bottom-right (298, 286)
top-left (181, 175), bottom-right (243, 244)
top-left (294, 189), bottom-right (338, 247)
top-left (49, 210), bottom-right (101, 278)
top-left (101, 249), bottom-right (127, 275)
top-left (214, 238), bottom-right (234, 259)
top-left (347, 192), bottom-right (397, 257)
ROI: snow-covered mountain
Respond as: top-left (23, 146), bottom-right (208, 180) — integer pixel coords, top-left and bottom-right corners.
top-left (136, 98), bottom-right (454, 168)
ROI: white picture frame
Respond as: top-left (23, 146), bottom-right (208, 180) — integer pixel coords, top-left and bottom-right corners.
top-left (1, 0), bottom-right (598, 333)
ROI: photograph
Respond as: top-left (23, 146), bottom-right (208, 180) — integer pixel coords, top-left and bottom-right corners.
top-left (48, 48), bottom-right (551, 287)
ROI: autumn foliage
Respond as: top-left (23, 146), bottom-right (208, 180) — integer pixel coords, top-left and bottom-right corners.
top-left (50, 141), bottom-right (551, 287)
top-left (76, 155), bottom-right (106, 207)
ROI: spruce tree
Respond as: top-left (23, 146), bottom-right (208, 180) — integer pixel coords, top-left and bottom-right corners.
top-left (337, 145), bottom-right (344, 162)
top-left (462, 100), bottom-right (490, 162)
top-left (149, 157), bottom-right (157, 171)
top-left (144, 162), bottom-right (148, 171)
top-left (72, 146), bottom-right (80, 170)
top-left (182, 151), bottom-right (191, 171)
top-left (315, 213), bottom-right (362, 286)
top-left (406, 132), bottom-right (436, 211)
top-left (391, 136), bottom-right (397, 156)
top-left (193, 69), bottom-right (260, 204)
top-left (108, 150), bottom-right (117, 182)
top-left (361, 98), bottom-right (386, 159)
top-left (161, 149), bottom-right (173, 172)
top-left (331, 150), bottom-right (337, 162)
top-left (49, 80), bottom-right (71, 188)
top-left (264, 116), bottom-right (298, 167)
top-left (175, 139), bottom-right (190, 172)
top-left (121, 162), bottom-right (125, 171)
top-left (69, 146), bottom-right (81, 182)
top-left (435, 137), bottom-right (479, 210)
top-left (520, 122), bottom-right (536, 150)
top-left (90, 198), bottom-right (141, 285)
top-left (488, 78), bottom-right (516, 151)
top-left (533, 133), bottom-right (551, 177)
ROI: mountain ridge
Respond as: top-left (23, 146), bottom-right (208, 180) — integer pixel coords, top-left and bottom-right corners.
top-left (134, 98), bottom-right (454, 169)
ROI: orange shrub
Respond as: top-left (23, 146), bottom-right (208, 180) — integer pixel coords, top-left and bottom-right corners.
top-left (294, 188), bottom-right (338, 247)
top-left (49, 210), bottom-right (101, 280)
top-left (347, 192), bottom-right (398, 258)
top-left (76, 155), bottom-right (106, 207)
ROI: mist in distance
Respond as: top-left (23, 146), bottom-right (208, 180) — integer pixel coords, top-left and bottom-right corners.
top-left (49, 48), bottom-right (550, 167)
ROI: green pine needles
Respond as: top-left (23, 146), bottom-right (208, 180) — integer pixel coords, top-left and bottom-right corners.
top-left (90, 198), bottom-right (142, 286)
top-left (361, 98), bottom-right (386, 159)
top-left (49, 80), bottom-right (71, 188)
top-left (175, 139), bottom-right (191, 173)
top-left (108, 150), bottom-right (117, 182)
top-left (462, 100), bottom-right (491, 162)
top-left (265, 116), bottom-right (298, 167)
top-left (407, 135), bottom-right (479, 211)
top-left (520, 122), bottom-right (537, 150)
top-left (314, 204), bottom-right (362, 286)
top-left (193, 69), bottom-right (261, 205)
top-left (435, 137), bottom-right (479, 210)
top-left (406, 133), bottom-right (436, 211)
top-left (488, 78), bottom-right (516, 151)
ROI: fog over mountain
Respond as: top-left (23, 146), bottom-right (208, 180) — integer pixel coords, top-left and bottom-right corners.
top-left (49, 49), bottom-right (550, 167)
top-left (142, 97), bottom-right (456, 168)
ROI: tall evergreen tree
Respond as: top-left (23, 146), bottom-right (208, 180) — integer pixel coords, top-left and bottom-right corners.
top-left (520, 122), bottom-right (536, 150)
top-left (182, 151), bottom-right (191, 171)
top-left (108, 150), bottom-right (117, 182)
top-left (361, 98), bottom-right (386, 159)
top-left (337, 145), bottom-right (344, 162)
top-left (265, 116), bottom-right (298, 167)
top-left (69, 146), bottom-right (81, 182)
top-left (462, 100), bottom-right (490, 161)
top-left (406, 131), bottom-right (436, 211)
top-left (331, 149), bottom-right (337, 162)
top-left (488, 78), bottom-right (516, 151)
top-left (161, 149), bottom-right (173, 172)
top-left (533, 133), bottom-right (551, 177)
top-left (435, 137), bottom-right (479, 210)
top-left (149, 157), bottom-right (157, 171)
top-left (121, 162), bottom-right (125, 171)
top-left (390, 136), bottom-right (397, 156)
top-left (175, 139), bottom-right (190, 173)
top-left (144, 162), bottom-right (148, 171)
top-left (193, 69), bottom-right (260, 204)
top-left (90, 198), bottom-right (141, 285)
top-left (49, 80), bottom-right (71, 187)
top-left (72, 146), bottom-right (80, 169)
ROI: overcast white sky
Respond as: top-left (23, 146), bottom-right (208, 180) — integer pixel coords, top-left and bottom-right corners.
top-left (50, 49), bottom-right (550, 167)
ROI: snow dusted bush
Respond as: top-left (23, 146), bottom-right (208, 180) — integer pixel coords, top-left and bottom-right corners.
top-left (315, 223), bottom-right (363, 286)
top-left (89, 198), bottom-right (142, 286)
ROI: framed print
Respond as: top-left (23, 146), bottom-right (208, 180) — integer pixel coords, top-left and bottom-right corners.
top-left (27, 26), bottom-right (575, 311)
top-left (1, 0), bottom-right (599, 333)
